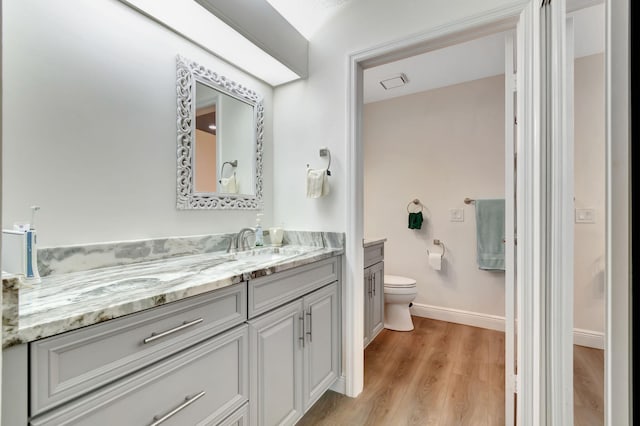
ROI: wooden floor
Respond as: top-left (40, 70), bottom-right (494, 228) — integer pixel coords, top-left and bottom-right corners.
top-left (298, 317), bottom-right (604, 426)
top-left (574, 345), bottom-right (605, 426)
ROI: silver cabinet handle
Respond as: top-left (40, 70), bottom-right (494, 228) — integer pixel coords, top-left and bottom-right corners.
top-left (372, 275), bottom-right (376, 296)
top-left (367, 275), bottom-right (372, 297)
top-left (306, 307), bottom-right (313, 342)
top-left (370, 275), bottom-right (374, 297)
top-left (299, 314), bottom-right (305, 348)
top-left (143, 318), bottom-right (204, 344)
top-left (149, 390), bottom-right (206, 426)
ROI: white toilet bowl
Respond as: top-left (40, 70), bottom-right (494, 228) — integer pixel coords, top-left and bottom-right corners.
top-left (383, 275), bottom-right (417, 331)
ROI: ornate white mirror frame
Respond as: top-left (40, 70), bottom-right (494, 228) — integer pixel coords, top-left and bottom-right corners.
top-left (176, 55), bottom-right (264, 209)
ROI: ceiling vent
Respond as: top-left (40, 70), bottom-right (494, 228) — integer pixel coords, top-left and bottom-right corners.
top-left (380, 73), bottom-right (409, 90)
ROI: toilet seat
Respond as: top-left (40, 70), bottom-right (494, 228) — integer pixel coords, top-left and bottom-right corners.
top-left (384, 285), bottom-right (417, 295)
top-left (384, 274), bottom-right (416, 288)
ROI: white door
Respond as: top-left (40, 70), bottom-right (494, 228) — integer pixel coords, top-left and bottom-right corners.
top-left (512, 1), bottom-right (548, 424)
top-left (546, 5), bottom-right (576, 424)
top-left (512, 1), bottom-right (575, 424)
top-left (504, 29), bottom-right (517, 426)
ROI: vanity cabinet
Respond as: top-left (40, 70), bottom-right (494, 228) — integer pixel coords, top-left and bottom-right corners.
top-left (31, 325), bottom-right (249, 426)
top-left (30, 282), bottom-right (247, 416)
top-left (248, 258), bottom-right (341, 426)
top-left (364, 242), bottom-right (384, 348)
top-left (27, 283), bottom-right (249, 426)
top-left (3, 255), bottom-right (342, 426)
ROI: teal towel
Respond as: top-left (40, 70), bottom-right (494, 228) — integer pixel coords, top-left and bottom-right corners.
top-left (475, 199), bottom-right (505, 270)
top-left (408, 212), bottom-right (423, 229)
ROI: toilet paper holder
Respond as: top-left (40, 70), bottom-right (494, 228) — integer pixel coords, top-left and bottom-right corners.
top-left (427, 239), bottom-right (445, 258)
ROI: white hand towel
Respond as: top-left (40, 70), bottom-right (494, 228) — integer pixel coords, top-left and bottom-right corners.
top-left (220, 173), bottom-right (238, 193)
top-left (306, 168), bottom-right (329, 198)
top-left (429, 252), bottom-right (442, 271)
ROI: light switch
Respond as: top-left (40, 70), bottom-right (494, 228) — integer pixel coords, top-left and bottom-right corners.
top-left (575, 208), bottom-right (595, 224)
top-left (450, 208), bottom-right (464, 222)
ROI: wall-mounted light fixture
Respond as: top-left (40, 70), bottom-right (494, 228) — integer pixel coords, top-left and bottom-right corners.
top-left (118, 0), bottom-right (305, 86)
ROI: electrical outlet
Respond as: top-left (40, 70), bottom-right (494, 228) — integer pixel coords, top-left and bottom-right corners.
top-left (449, 208), bottom-right (464, 222)
top-left (575, 208), bottom-right (595, 224)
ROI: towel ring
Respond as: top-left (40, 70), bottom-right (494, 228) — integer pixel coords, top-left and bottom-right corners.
top-left (219, 160), bottom-right (237, 183)
top-left (306, 147), bottom-right (332, 176)
top-left (426, 239), bottom-right (445, 259)
top-left (407, 199), bottom-right (424, 213)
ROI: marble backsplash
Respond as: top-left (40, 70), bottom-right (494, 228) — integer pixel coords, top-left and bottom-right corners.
top-left (37, 230), bottom-right (345, 277)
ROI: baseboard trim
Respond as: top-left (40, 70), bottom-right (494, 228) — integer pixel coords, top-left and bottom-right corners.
top-left (410, 303), bottom-right (505, 331)
top-left (330, 375), bottom-right (346, 394)
top-left (573, 328), bottom-right (605, 349)
top-left (410, 303), bottom-right (605, 349)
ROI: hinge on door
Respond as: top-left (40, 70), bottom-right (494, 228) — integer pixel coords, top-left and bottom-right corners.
top-left (511, 73), bottom-right (517, 92)
top-left (513, 375), bottom-right (519, 394)
top-left (514, 116), bottom-right (518, 126)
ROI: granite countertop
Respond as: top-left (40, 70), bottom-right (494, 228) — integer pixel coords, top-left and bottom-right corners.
top-left (363, 238), bottom-right (387, 248)
top-left (2, 245), bottom-right (343, 348)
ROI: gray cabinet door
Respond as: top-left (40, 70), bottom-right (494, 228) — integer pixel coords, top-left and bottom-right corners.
top-left (363, 267), bottom-right (372, 348)
top-left (370, 261), bottom-right (384, 339)
top-left (302, 282), bottom-right (339, 410)
top-left (248, 300), bottom-right (304, 426)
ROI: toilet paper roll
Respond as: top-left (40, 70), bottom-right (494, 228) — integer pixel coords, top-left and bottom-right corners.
top-left (429, 252), bottom-right (442, 270)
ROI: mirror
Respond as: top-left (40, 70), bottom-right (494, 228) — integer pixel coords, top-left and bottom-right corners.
top-left (176, 55), bottom-right (264, 209)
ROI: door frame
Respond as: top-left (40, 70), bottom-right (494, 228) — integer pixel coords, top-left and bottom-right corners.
top-left (604, 0), bottom-right (631, 424)
top-left (345, 2), bottom-right (543, 424)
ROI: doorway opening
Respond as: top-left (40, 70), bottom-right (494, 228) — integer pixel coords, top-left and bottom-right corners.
top-left (303, 1), bottom-right (611, 425)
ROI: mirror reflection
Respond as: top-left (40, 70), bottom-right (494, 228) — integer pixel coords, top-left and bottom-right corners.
top-left (176, 55), bottom-right (264, 210)
top-left (194, 82), bottom-right (255, 195)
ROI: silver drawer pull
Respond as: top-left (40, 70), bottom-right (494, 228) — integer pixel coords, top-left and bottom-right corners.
top-left (143, 318), bottom-right (204, 344)
top-left (149, 390), bottom-right (206, 426)
top-left (372, 275), bottom-right (376, 296)
top-left (306, 307), bottom-right (313, 342)
top-left (299, 315), bottom-right (305, 348)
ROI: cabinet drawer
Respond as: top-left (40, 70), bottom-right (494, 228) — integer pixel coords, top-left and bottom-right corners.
top-left (248, 256), bottom-right (339, 318)
top-left (30, 282), bottom-right (247, 415)
top-left (364, 243), bottom-right (384, 268)
top-left (30, 325), bottom-right (249, 426)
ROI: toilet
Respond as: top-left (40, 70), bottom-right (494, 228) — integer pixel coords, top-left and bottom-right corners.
top-left (383, 274), bottom-right (418, 331)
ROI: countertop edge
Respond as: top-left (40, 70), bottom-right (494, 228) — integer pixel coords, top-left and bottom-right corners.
top-left (363, 238), bottom-right (387, 248)
top-left (3, 248), bottom-right (343, 348)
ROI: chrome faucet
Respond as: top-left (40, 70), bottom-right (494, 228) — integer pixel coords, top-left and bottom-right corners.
top-left (237, 228), bottom-right (256, 251)
top-left (226, 228), bottom-right (256, 253)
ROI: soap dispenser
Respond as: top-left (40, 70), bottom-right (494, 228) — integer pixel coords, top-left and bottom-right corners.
top-left (2, 206), bottom-right (41, 283)
top-left (254, 213), bottom-right (264, 246)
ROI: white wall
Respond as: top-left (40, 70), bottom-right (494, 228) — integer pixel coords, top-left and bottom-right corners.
top-left (364, 75), bottom-right (506, 317)
top-left (272, 0), bottom-right (527, 232)
top-left (2, 0), bottom-right (273, 247)
top-left (573, 53), bottom-right (605, 333)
